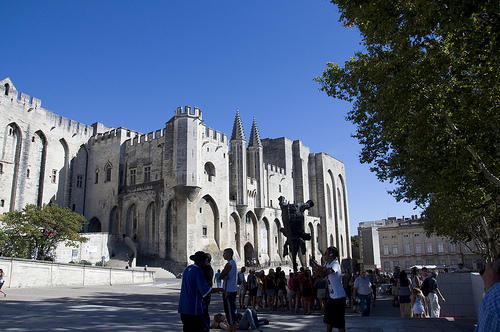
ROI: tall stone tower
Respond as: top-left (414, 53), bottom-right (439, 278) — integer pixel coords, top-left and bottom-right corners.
top-left (248, 117), bottom-right (265, 208)
top-left (229, 110), bottom-right (247, 205)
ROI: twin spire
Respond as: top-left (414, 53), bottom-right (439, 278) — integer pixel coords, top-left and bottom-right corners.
top-left (231, 109), bottom-right (262, 147)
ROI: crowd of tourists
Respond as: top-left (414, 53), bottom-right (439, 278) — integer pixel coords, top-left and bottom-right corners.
top-left (178, 246), bottom-right (347, 332)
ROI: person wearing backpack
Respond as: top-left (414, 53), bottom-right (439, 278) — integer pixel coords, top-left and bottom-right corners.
top-left (246, 269), bottom-right (258, 308)
top-left (237, 267), bottom-right (247, 309)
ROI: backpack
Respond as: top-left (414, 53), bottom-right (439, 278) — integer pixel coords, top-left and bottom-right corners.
top-left (237, 272), bottom-right (243, 285)
top-left (292, 277), bottom-right (300, 291)
top-left (421, 278), bottom-right (430, 297)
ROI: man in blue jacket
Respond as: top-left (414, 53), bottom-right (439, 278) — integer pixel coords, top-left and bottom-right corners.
top-left (178, 251), bottom-right (226, 332)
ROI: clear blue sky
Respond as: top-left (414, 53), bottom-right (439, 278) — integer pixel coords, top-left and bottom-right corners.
top-left (1, 1), bottom-right (419, 235)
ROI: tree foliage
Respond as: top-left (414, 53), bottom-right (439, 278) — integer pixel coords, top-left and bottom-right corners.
top-left (316, 0), bottom-right (500, 259)
top-left (351, 235), bottom-right (359, 248)
top-left (0, 204), bottom-right (87, 260)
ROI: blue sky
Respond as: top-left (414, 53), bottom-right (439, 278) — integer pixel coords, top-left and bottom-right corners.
top-left (2, 1), bottom-right (419, 234)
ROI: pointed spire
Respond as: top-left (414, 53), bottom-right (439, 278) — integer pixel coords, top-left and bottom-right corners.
top-left (249, 117), bottom-right (263, 148)
top-left (231, 109), bottom-right (246, 141)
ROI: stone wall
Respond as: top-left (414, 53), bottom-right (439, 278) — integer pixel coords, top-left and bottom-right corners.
top-left (0, 257), bottom-right (154, 288)
top-left (438, 272), bottom-right (483, 318)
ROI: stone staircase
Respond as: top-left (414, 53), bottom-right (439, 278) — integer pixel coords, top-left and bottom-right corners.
top-left (106, 241), bottom-right (132, 268)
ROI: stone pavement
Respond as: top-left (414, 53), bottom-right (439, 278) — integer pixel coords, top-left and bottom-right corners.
top-left (0, 278), bottom-right (477, 331)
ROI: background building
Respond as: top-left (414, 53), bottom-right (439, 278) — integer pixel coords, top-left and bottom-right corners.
top-left (1, 78), bottom-right (351, 269)
top-left (359, 215), bottom-right (484, 272)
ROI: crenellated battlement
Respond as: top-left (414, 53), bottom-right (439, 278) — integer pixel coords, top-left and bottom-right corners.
top-left (175, 105), bottom-right (202, 119)
top-left (1, 79), bottom-right (42, 109)
top-left (1, 78), bottom-right (96, 138)
top-left (202, 124), bottom-right (228, 146)
top-left (265, 163), bottom-right (285, 175)
top-left (126, 128), bottom-right (165, 147)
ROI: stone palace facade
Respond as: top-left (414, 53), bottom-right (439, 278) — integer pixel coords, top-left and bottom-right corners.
top-left (0, 77), bottom-right (351, 266)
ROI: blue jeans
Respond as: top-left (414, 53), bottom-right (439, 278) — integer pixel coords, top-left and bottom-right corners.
top-left (359, 294), bottom-right (372, 316)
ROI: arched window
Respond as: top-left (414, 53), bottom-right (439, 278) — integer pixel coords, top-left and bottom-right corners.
top-left (4, 83), bottom-right (10, 96)
top-left (104, 162), bottom-right (113, 182)
top-left (204, 162), bottom-right (216, 182)
top-left (95, 168), bottom-right (99, 184)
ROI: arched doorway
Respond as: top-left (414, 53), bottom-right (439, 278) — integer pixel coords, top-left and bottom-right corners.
top-left (244, 242), bottom-right (256, 266)
top-left (88, 217), bottom-right (102, 232)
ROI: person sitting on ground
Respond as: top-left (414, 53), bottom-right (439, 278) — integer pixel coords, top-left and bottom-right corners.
top-left (211, 308), bottom-right (268, 332)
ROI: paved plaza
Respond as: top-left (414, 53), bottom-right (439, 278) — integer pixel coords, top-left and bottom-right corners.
top-left (0, 278), bottom-right (477, 331)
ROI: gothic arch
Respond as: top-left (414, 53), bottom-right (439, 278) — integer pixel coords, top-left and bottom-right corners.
top-left (57, 138), bottom-right (70, 206)
top-left (273, 218), bottom-right (283, 259)
top-left (204, 162), bottom-right (216, 182)
top-left (260, 217), bottom-right (270, 259)
top-left (244, 242), bottom-right (255, 266)
top-left (308, 222), bottom-right (315, 257)
top-left (104, 161), bottom-right (113, 182)
top-left (109, 206), bottom-right (119, 234)
top-left (244, 211), bottom-right (258, 255)
top-left (230, 212), bottom-right (241, 256)
top-left (338, 174), bottom-right (350, 257)
top-left (4, 83), bottom-right (10, 95)
top-left (326, 184), bottom-right (332, 217)
top-left (88, 217), bottom-right (102, 232)
top-left (126, 203), bottom-right (137, 237)
top-left (316, 223), bottom-right (324, 252)
top-left (165, 200), bottom-right (175, 259)
top-left (197, 195), bottom-right (220, 248)
top-left (4, 123), bottom-right (22, 211)
top-left (145, 201), bottom-right (156, 251)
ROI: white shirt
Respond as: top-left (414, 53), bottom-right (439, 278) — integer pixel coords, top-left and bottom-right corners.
top-left (326, 260), bottom-right (346, 299)
top-left (354, 276), bottom-right (372, 295)
top-left (222, 259), bottom-right (237, 292)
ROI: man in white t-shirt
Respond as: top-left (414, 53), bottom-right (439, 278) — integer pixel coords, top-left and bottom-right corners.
top-left (310, 246), bottom-right (346, 332)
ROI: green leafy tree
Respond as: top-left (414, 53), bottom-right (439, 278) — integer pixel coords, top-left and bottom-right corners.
top-left (351, 235), bottom-right (359, 248)
top-left (0, 204), bottom-right (87, 260)
top-left (316, 1), bottom-right (500, 259)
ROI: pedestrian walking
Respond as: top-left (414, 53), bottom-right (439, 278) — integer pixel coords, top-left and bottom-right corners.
top-left (0, 269), bottom-right (7, 297)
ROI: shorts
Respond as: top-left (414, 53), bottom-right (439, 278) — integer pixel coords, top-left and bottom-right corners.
top-left (288, 290), bottom-right (301, 299)
top-left (267, 289), bottom-right (276, 297)
top-left (223, 292), bottom-right (238, 325)
top-left (257, 288), bottom-right (263, 297)
top-left (238, 284), bottom-right (246, 295)
top-left (278, 290), bottom-right (284, 297)
top-left (302, 295), bottom-right (313, 302)
top-left (317, 288), bottom-right (327, 299)
top-left (249, 288), bottom-right (257, 296)
top-left (324, 297), bottom-right (346, 328)
top-left (180, 313), bottom-right (208, 332)
top-left (393, 286), bottom-right (399, 296)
